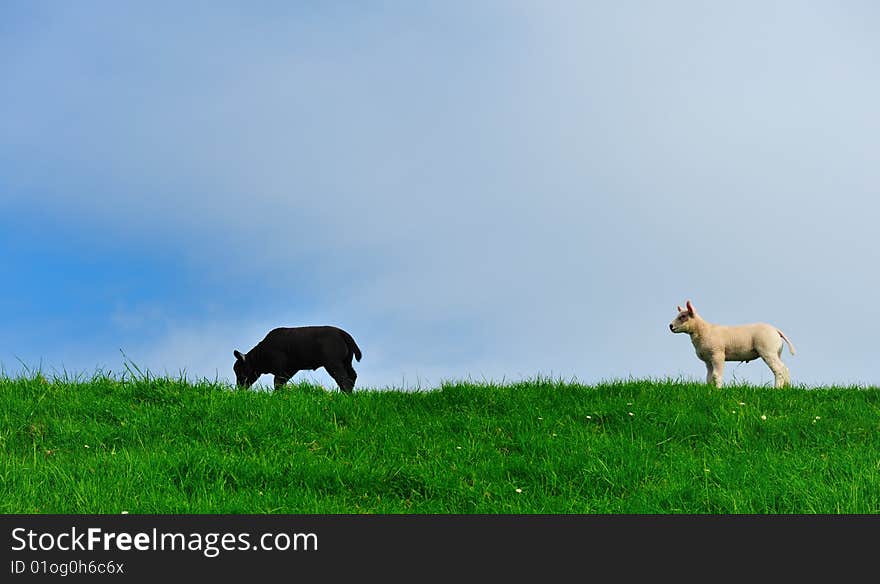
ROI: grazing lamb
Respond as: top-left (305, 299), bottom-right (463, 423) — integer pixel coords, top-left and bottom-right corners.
top-left (233, 325), bottom-right (362, 392)
top-left (669, 300), bottom-right (796, 388)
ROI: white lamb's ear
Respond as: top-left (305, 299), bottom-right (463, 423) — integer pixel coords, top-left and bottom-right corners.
top-left (686, 300), bottom-right (696, 316)
top-left (234, 350), bottom-right (245, 362)
top-left (677, 305), bottom-right (684, 313)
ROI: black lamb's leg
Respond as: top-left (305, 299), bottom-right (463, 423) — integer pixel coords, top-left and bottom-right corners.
top-left (326, 365), bottom-right (354, 394)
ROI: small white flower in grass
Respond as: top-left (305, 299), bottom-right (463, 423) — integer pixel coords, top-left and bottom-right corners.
top-left (515, 488), bottom-right (523, 493)
top-left (815, 416), bottom-right (821, 420)
top-left (456, 446), bottom-right (462, 450)
top-left (761, 415), bottom-right (767, 421)
top-left (121, 511), bottom-right (129, 514)
top-left (732, 410), bottom-right (736, 414)
top-left (538, 417), bottom-right (543, 420)
top-left (551, 433), bottom-right (557, 437)
top-left (84, 444), bottom-right (90, 448)
top-left (739, 402), bottom-right (746, 406)
top-left (585, 415), bottom-right (592, 420)
top-left (628, 412), bottom-right (634, 416)
top-left (627, 402), bottom-right (633, 406)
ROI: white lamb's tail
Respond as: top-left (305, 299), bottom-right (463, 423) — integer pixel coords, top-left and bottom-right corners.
top-left (778, 329), bottom-right (796, 356)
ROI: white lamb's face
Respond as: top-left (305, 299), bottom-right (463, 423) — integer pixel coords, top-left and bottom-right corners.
top-left (669, 309), bottom-right (696, 333)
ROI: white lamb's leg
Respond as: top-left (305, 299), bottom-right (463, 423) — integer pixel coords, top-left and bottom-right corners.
top-left (778, 345), bottom-right (791, 386)
top-left (705, 361), bottom-right (714, 385)
top-left (710, 355), bottom-right (724, 388)
top-left (763, 354), bottom-right (790, 388)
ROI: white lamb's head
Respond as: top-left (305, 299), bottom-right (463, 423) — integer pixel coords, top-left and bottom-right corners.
top-left (669, 300), bottom-right (699, 334)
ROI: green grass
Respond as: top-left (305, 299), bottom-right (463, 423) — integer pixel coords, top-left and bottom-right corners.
top-left (2, 374), bottom-right (879, 513)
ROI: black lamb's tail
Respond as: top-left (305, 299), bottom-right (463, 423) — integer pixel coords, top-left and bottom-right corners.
top-left (341, 329), bottom-right (362, 362)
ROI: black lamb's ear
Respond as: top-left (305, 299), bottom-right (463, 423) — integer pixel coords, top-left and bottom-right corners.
top-left (234, 350), bottom-right (245, 362)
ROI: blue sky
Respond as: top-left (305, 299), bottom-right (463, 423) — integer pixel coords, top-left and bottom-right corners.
top-left (2, 1), bottom-right (879, 388)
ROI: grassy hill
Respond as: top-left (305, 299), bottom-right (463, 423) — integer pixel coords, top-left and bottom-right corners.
top-left (2, 375), bottom-right (879, 513)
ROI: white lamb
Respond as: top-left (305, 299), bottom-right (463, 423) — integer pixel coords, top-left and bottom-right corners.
top-left (669, 300), bottom-right (796, 388)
